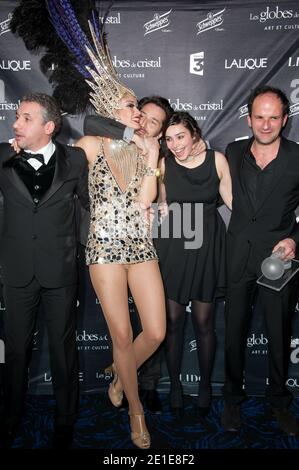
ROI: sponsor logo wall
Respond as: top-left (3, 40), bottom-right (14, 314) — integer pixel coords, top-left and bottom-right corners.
top-left (0, 0), bottom-right (299, 395)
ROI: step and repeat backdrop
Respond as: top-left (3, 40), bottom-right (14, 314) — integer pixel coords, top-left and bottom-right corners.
top-left (1, 0), bottom-right (299, 396)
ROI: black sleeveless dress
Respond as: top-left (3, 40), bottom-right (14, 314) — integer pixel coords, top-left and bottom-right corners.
top-left (155, 150), bottom-right (226, 304)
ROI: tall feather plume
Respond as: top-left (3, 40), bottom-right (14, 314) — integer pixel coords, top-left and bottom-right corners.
top-left (10, 0), bottom-right (102, 115)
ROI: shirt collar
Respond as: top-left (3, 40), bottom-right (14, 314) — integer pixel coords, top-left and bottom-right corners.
top-left (25, 141), bottom-right (56, 165)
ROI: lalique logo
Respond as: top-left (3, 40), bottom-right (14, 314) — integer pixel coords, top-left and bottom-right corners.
top-left (144, 9), bottom-right (172, 36)
top-left (225, 58), bottom-right (267, 70)
top-left (0, 59), bottom-right (31, 72)
top-left (196, 8), bottom-right (225, 35)
top-left (0, 13), bottom-right (12, 36)
top-left (99, 12), bottom-right (121, 24)
top-left (190, 52), bottom-right (204, 76)
top-left (249, 6), bottom-right (296, 23)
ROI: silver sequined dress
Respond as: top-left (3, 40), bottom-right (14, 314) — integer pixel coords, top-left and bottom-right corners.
top-left (86, 145), bottom-right (158, 265)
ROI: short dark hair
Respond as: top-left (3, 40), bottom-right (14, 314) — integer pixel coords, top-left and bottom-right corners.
top-left (138, 95), bottom-right (173, 133)
top-left (164, 111), bottom-right (202, 141)
top-left (21, 92), bottom-right (62, 135)
top-left (248, 85), bottom-right (290, 116)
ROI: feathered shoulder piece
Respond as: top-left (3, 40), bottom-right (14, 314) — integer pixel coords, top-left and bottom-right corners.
top-left (10, 0), bottom-right (135, 117)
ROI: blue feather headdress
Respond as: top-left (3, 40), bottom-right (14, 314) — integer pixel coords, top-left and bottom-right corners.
top-left (11, 0), bottom-right (135, 117)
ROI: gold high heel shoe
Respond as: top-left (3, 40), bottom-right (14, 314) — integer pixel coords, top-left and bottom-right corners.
top-left (129, 412), bottom-right (151, 449)
top-left (105, 364), bottom-right (123, 407)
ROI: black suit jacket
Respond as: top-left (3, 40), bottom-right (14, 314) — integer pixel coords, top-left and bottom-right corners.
top-left (226, 137), bottom-right (299, 283)
top-left (0, 141), bottom-right (89, 288)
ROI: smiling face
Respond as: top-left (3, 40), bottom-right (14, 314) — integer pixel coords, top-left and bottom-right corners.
top-left (247, 92), bottom-right (288, 146)
top-left (137, 102), bottom-right (166, 138)
top-left (13, 100), bottom-right (54, 151)
top-left (114, 93), bottom-right (141, 129)
top-left (165, 123), bottom-right (194, 161)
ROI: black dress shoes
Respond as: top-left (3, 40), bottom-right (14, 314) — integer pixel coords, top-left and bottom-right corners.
top-left (52, 424), bottom-right (74, 449)
top-left (142, 390), bottom-right (162, 414)
top-left (197, 405), bottom-right (210, 418)
top-left (271, 407), bottom-right (299, 436)
top-left (221, 403), bottom-right (241, 432)
top-left (0, 426), bottom-right (17, 449)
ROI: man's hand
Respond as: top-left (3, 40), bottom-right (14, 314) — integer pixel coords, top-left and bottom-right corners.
top-left (272, 238), bottom-right (296, 260)
top-left (190, 138), bottom-right (206, 157)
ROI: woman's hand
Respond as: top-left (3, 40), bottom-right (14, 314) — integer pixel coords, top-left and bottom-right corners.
top-left (10, 138), bottom-right (21, 154)
top-left (158, 201), bottom-right (169, 219)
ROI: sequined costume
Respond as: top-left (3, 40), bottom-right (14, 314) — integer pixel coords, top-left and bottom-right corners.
top-left (86, 140), bottom-right (158, 265)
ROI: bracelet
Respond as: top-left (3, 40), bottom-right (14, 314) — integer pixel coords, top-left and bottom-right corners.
top-left (144, 166), bottom-right (161, 177)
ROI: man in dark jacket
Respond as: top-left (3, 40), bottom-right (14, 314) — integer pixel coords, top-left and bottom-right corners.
top-left (221, 85), bottom-right (299, 436)
top-left (0, 92), bottom-right (89, 448)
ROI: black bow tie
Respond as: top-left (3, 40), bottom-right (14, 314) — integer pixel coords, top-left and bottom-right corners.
top-left (3, 150), bottom-right (45, 168)
top-left (19, 151), bottom-right (45, 165)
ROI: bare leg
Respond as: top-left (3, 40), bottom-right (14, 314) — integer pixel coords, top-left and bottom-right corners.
top-left (128, 260), bottom-right (166, 370)
top-left (89, 261), bottom-right (166, 414)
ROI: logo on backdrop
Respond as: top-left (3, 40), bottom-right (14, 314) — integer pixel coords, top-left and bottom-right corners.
top-left (0, 79), bottom-right (20, 118)
top-left (0, 13), bottom-right (12, 36)
top-left (114, 55), bottom-right (161, 80)
top-left (0, 59), bottom-right (31, 72)
top-left (286, 378), bottom-right (299, 388)
top-left (168, 97), bottom-right (224, 122)
top-left (99, 12), bottom-right (121, 24)
top-left (247, 333), bottom-right (268, 356)
top-left (290, 337), bottom-right (299, 364)
top-left (0, 339), bottom-right (4, 364)
top-left (288, 56), bottom-right (299, 67)
top-left (144, 9), bottom-right (172, 36)
top-left (196, 8), bottom-right (226, 35)
top-left (239, 104), bottom-right (249, 119)
top-left (225, 57), bottom-right (268, 70)
top-left (249, 5), bottom-right (299, 31)
top-left (190, 52), bottom-right (204, 75)
top-left (189, 340), bottom-right (197, 353)
top-left (76, 330), bottom-right (109, 351)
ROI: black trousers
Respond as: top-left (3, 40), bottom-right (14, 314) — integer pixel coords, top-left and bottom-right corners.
top-left (222, 268), bottom-right (297, 408)
top-left (3, 277), bottom-right (78, 428)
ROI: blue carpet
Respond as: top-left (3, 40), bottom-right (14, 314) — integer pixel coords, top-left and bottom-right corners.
top-left (10, 393), bottom-right (299, 450)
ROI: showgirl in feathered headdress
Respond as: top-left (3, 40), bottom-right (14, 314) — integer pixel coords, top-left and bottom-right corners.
top-left (11, 1), bottom-right (166, 450)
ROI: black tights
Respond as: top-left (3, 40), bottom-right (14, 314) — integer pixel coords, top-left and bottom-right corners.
top-left (165, 299), bottom-right (216, 407)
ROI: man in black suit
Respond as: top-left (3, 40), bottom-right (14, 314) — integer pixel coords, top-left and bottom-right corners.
top-left (0, 92), bottom-right (89, 448)
top-left (221, 85), bottom-right (299, 436)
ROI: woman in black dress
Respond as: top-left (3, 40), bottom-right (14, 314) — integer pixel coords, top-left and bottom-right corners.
top-left (156, 112), bottom-right (232, 417)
